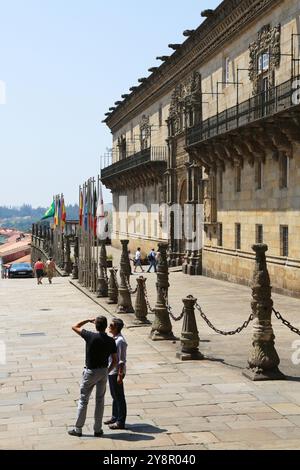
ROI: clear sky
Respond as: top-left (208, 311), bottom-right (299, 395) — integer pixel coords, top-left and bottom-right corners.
top-left (0, 0), bottom-right (220, 208)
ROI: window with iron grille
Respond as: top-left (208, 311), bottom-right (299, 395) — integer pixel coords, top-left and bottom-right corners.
top-left (280, 225), bottom-right (289, 257)
top-left (235, 166), bottom-right (241, 192)
top-left (279, 153), bottom-right (289, 189)
top-left (235, 223), bottom-right (241, 250)
top-left (256, 224), bottom-right (263, 244)
top-left (217, 223), bottom-right (223, 247)
top-left (255, 161), bottom-right (262, 190)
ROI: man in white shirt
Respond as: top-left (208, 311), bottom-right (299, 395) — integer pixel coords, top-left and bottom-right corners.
top-left (105, 318), bottom-right (128, 430)
top-left (133, 247), bottom-right (144, 273)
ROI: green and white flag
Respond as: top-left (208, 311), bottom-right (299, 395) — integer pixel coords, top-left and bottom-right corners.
top-left (41, 200), bottom-right (55, 220)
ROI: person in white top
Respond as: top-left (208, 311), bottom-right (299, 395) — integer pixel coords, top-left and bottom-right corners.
top-left (106, 318), bottom-right (128, 430)
top-left (133, 247), bottom-right (144, 273)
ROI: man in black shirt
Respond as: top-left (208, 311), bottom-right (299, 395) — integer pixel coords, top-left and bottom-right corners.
top-left (68, 316), bottom-right (117, 438)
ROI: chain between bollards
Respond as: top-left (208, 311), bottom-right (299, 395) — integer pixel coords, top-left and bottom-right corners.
top-left (142, 283), bottom-right (155, 313)
top-left (124, 276), bottom-right (138, 295)
top-left (272, 308), bottom-right (300, 335)
top-left (195, 303), bottom-right (254, 336)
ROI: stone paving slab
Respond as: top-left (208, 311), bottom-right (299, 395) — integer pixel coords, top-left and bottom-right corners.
top-left (1, 273), bottom-right (300, 450)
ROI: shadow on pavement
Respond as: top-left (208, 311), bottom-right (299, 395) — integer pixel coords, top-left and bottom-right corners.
top-left (126, 423), bottom-right (167, 434)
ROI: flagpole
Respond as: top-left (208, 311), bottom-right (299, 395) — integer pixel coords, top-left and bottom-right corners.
top-left (84, 182), bottom-right (88, 288)
top-left (96, 174), bottom-right (100, 295)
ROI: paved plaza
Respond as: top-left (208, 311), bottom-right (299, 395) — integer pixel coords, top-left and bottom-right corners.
top-left (1, 267), bottom-right (300, 450)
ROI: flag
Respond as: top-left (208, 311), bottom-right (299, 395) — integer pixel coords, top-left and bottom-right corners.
top-left (54, 197), bottom-right (59, 226)
top-left (61, 197), bottom-right (66, 232)
top-left (93, 187), bottom-right (97, 237)
top-left (96, 183), bottom-right (108, 240)
top-left (79, 190), bottom-right (83, 226)
top-left (41, 200), bottom-right (55, 220)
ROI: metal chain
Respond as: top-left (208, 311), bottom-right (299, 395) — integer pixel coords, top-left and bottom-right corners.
top-left (162, 289), bottom-right (185, 322)
top-left (272, 308), bottom-right (300, 336)
top-left (124, 276), bottom-right (138, 295)
top-left (142, 283), bottom-right (155, 313)
top-left (195, 303), bottom-right (254, 336)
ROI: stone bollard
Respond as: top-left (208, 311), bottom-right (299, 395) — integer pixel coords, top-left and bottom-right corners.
top-left (117, 240), bottom-right (134, 313)
top-left (243, 244), bottom-right (285, 381)
top-left (150, 243), bottom-right (176, 341)
top-left (107, 268), bottom-right (118, 304)
top-left (134, 277), bottom-right (151, 325)
top-left (176, 295), bottom-right (203, 361)
top-left (97, 241), bottom-right (108, 298)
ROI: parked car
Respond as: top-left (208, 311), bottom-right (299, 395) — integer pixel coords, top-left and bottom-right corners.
top-left (8, 262), bottom-right (33, 278)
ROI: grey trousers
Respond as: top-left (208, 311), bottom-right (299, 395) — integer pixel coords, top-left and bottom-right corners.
top-left (75, 368), bottom-right (108, 433)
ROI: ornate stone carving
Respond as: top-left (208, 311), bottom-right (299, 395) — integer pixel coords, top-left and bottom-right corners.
top-left (249, 24), bottom-right (281, 94)
top-left (168, 71), bottom-right (202, 137)
top-left (140, 115), bottom-right (151, 150)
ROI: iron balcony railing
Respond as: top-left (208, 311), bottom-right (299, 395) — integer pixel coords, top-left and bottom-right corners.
top-left (187, 75), bottom-right (300, 147)
top-left (101, 146), bottom-right (168, 180)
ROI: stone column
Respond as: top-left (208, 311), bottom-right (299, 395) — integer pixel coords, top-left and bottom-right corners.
top-left (97, 241), bottom-right (108, 298)
top-left (117, 240), bottom-right (134, 313)
top-left (176, 295), bottom-right (203, 360)
top-left (150, 243), bottom-right (175, 340)
top-left (243, 244), bottom-right (285, 381)
top-left (134, 277), bottom-right (151, 325)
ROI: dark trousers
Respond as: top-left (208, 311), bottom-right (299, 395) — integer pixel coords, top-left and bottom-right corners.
top-left (108, 374), bottom-right (127, 426)
top-left (147, 260), bottom-right (157, 272)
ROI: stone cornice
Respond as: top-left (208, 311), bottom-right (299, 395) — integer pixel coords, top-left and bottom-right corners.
top-left (105, 0), bottom-right (282, 133)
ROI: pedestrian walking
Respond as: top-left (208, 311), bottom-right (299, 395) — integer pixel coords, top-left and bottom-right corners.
top-left (34, 258), bottom-right (45, 285)
top-left (68, 316), bottom-right (117, 438)
top-left (133, 247), bottom-right (144, 273)
top-left (147, 248), bottom-right (157, 273)
top-left (45, 257), bottom-right (55, 284)
top-left (105, 318), bottom-right (127, 430)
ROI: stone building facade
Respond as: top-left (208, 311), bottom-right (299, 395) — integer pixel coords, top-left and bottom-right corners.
top-left (102, 0), bottom-right (300, 297)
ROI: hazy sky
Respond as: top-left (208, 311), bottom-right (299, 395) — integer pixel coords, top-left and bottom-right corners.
top-left (0, 0), bottom-right (220, 208)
